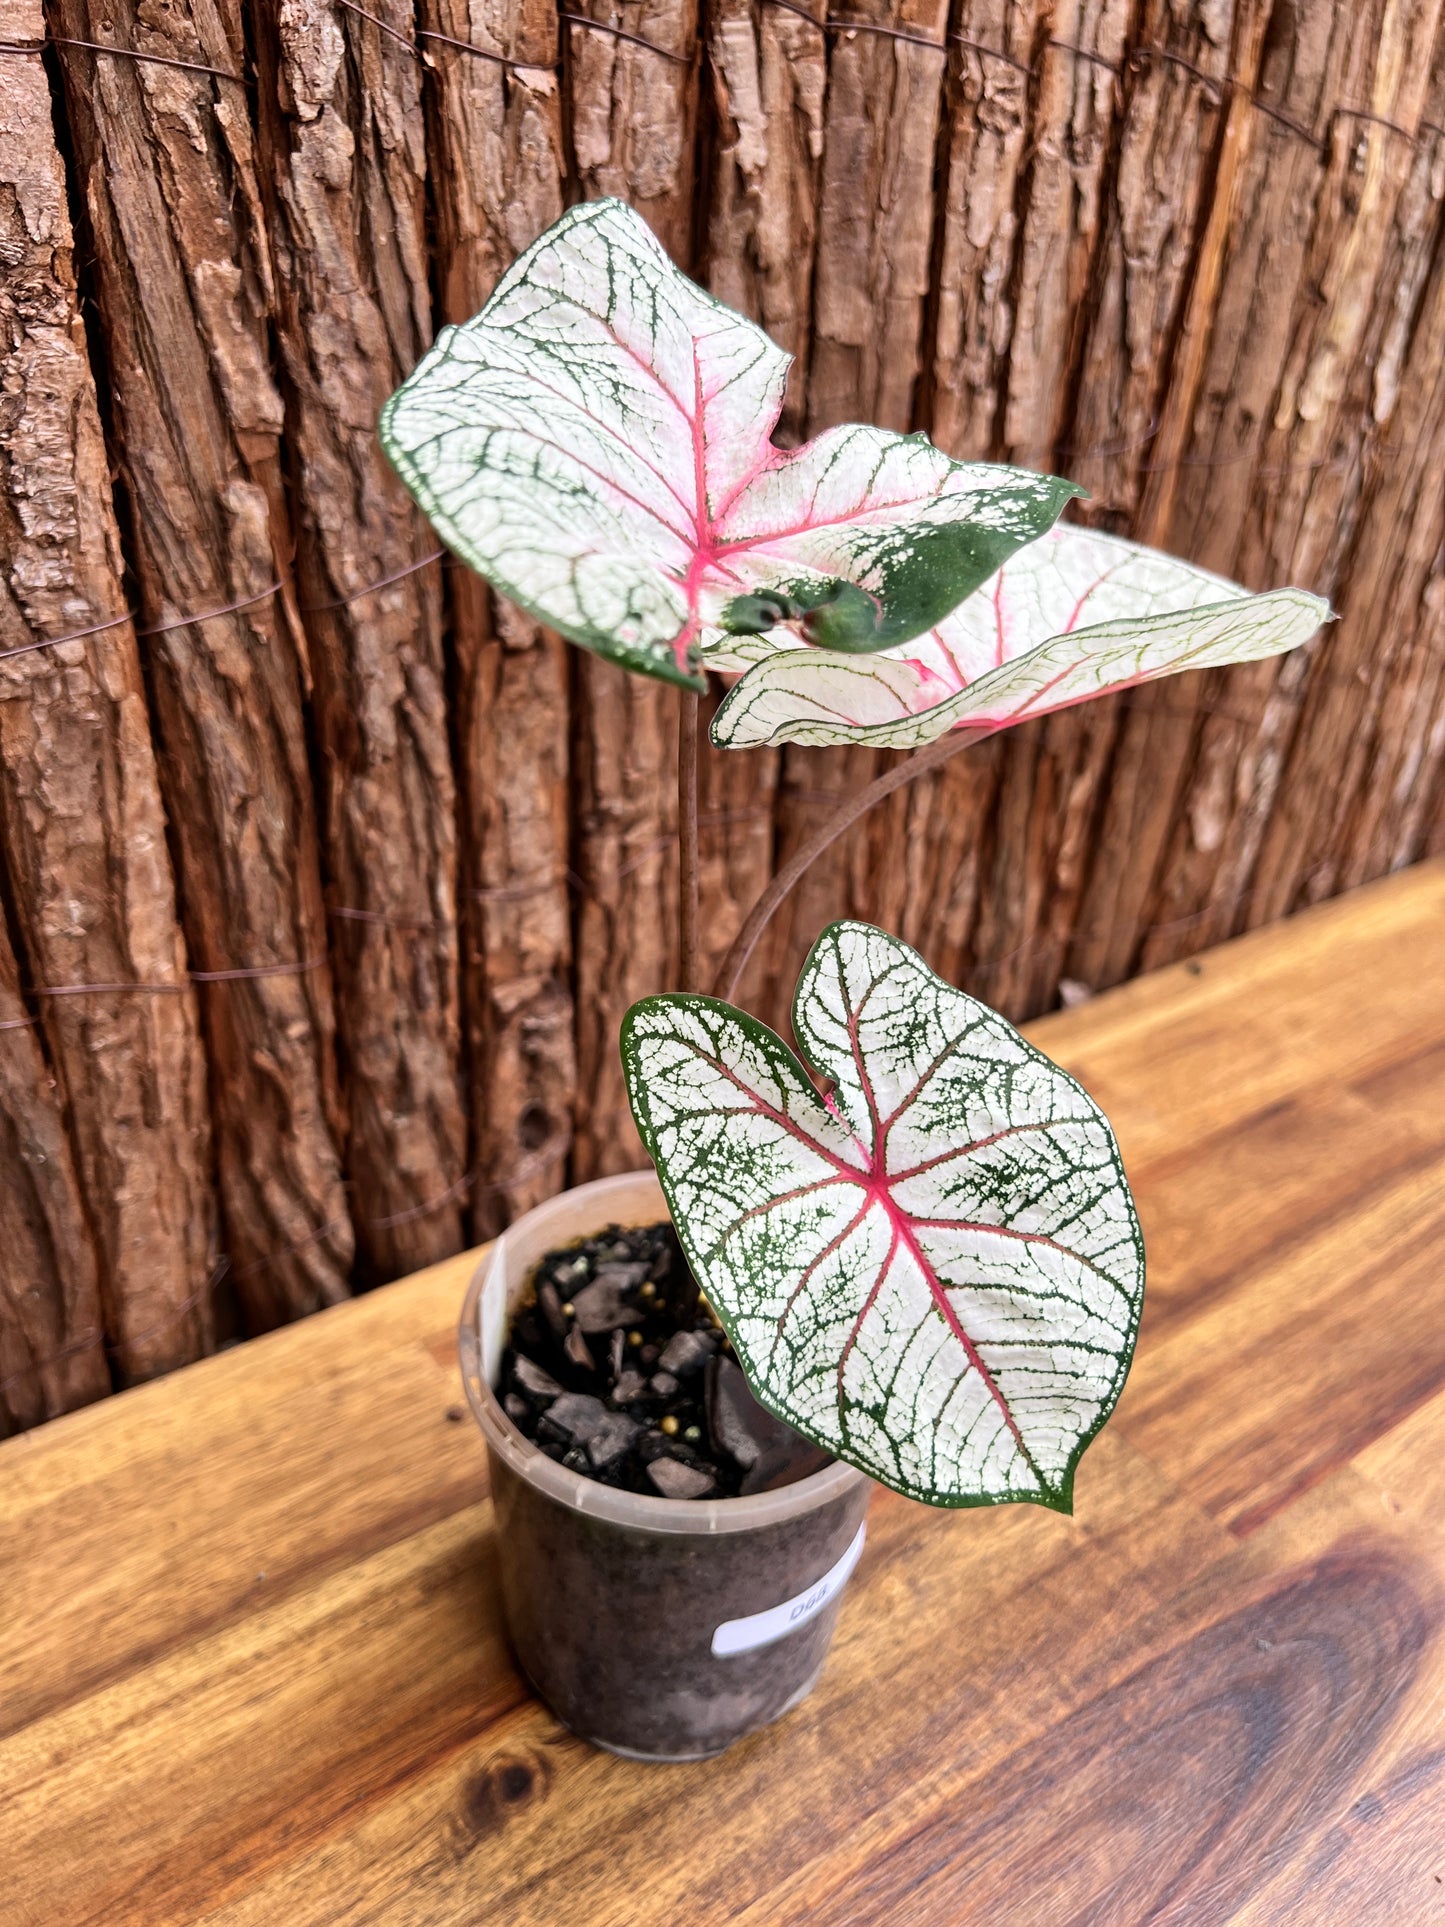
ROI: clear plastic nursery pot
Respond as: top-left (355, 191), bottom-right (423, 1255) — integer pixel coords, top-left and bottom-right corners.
top-left (459, 1171), bottom-right (873, 1762)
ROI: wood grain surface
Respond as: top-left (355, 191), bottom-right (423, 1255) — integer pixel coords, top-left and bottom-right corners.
top-left (3, 860), bottom-right (1442, 1926)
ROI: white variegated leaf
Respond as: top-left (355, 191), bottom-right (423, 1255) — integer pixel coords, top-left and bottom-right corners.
top-left (381, 198), bottom-right (1078, 689)
top-left (710, 524), bottom-right (1333, 747)
top-left (622, 922), bottom-right (1144, 1510)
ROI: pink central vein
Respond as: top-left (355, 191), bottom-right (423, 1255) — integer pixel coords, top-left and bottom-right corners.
top-left (702, 984), bottom-right (1044, 1481)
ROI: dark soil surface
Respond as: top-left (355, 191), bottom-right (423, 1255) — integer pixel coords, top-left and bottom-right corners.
top-left (500, 1221), bottom-right (833, 1500)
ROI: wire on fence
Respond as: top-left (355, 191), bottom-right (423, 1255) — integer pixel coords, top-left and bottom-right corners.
top-left (0, 34), bottom-right (245, 82)
top-left (8, 9), bottom-right (1445, 157)
top-left (0, 546), bottom-right (450, 673)
top-left (752, 0), bottom-right (1444, 159)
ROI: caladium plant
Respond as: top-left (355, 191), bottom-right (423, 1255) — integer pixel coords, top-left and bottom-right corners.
top-left (623, 923), bottom-right (1143, 1509)
top-left (382, 196), bottom-right (1335, 1514)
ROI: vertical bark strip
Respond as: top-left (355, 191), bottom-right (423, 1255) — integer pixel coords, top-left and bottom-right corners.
top-left (47, 0), bottom-right (354, 1326)
top-left (422, 0), bottom-right (575, 1235)
top-left (698, 2), bottom-right (813, 1003)
top-left (0, 913), bottom-right (109, 1437)
top-left (695, 683), bottom-right (780, 1005)
top-left (999, 0), bottom-right (1132, 471)
top-left (806, 0), bottom-right (951, 437)
top-left (705, 0), bottom-right (828, 441)
top-left (767, 0), bottom-right (951, 1027)
top-left (563, 0), bottom-right (699, 1177)
top-left (1063, 0), bottom-right (1239, 525)
top-left (0, 5), bottom-right (217, 1381)
top-left (929, 0), bottom-right (1042, 462)
top-left (1119, 0), bottom-right (1445, 975)
top-left (252, 0), bottom-right (466, 1280)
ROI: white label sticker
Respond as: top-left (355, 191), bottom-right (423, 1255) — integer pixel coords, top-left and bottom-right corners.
top-left (711, 1522), bottom-right (867, 1658)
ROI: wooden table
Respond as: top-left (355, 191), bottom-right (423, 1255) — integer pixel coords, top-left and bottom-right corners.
top-left (4, 863), bottom-right (1444, 1926)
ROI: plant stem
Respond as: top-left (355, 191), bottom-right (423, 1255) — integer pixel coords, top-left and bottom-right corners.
top-left (678, 689), bottom-right (701, 992)
top-left (712, 725), bottom-right (994, 1002)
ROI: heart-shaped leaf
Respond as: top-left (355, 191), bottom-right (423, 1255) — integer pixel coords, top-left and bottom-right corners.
top-left (622, 922), bottom-right (1144, 1509)
top-left (380, 198), bottom-right (1079, 690)
top-left (709, 524), bottom-right (1332, 746)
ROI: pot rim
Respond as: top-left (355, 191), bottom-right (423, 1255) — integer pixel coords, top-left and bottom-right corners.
top-left (458, 1170), bottom-right (871, 1537)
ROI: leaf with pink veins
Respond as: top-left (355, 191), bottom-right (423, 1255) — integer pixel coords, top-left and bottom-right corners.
top-left (708, 524), bottom-right (1333, 747)
top-left (622, 921), bottom-right (1143, 1509)
top-left (381, 198), bottom-right (1078, 692)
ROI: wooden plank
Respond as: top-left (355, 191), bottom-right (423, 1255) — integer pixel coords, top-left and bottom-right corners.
top-left (1117, 1147), bottom-right (1445, 1533)
top-left (742, 1461), bottom-right (1445, 1926)
top-left (0, 1250), bottom-right (480, 1741)
top-left (2, 860), bottom-right (1442, 1925)
top-left (1131, 1037), bottom-right (1445, 1337)
top-left (178, 1439), bottom-right (1228, 1927)
top-left (1029, 857), bottom-right (1445, 1167)
top-left (0, 1504), bottom-right (521, 1927)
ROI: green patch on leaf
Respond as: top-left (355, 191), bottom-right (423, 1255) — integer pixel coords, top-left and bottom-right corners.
top-left (381, 199), bottom-right (1077, 689)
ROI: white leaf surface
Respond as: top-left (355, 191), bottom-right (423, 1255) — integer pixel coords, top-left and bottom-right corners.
top-left (381, 199), bottom-right (1077, 689)
top-left (623, 923), bottom-right (1144, 1509)
top-left (710, 525), bottom-right (1333, 746)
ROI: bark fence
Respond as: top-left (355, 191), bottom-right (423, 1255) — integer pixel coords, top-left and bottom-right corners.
top-left (2, 0), bottom-right (1443, 1431)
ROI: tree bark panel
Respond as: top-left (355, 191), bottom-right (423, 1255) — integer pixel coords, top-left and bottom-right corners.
top-left (704, 0), bottom-right (827, 442)
top-left (47, 0), bottom-right (354, 1327)
top-left (563, 0), bottom-right (698, 1176)
top-left (929, 0), bottom-right (1040, 461)
top-left (0, 1), bottom-right (219, 1385)
top-left (1116, 0), bottom-right (1445, 978)
top-left (421, 0), bottom-right (574, 1236)
top-left (251, 0), bottom-right (466, 1280)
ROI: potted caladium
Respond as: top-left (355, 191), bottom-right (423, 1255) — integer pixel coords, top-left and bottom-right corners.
top-left (384, 198), bottom-right (1330, 1760)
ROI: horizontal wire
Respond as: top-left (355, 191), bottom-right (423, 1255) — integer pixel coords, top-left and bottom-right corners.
top-left (17, 957), bottom-right (326, 1003)
top-left (415, 24), bottom-right (554, 72)
top-left (327, 903), bottom-right (454, 931)
top-left (0, 34), bottom-right (245, 81)
top-left (300, 549), bottom-right (444, 612)
top-left (7, 16), bottom-right (1444, 155)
